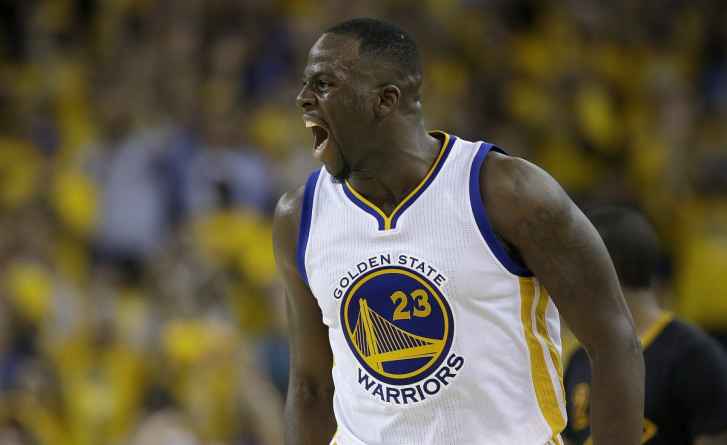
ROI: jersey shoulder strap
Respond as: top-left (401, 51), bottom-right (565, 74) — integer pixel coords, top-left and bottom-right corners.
top-left (296, 169), bottom-right (322, 284)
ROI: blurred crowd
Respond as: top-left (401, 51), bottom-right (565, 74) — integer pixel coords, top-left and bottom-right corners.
top-left (0, 0), bottom-right (725, 444)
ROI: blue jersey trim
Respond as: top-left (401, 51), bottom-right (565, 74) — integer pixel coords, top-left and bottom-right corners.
top-left (342, 183), bottom-right (387, 230)
top-left (389, 134), bottom-right (456, 229)
top-left (469, 143), bottom-right (533, 277)
top-left (296, 169), bottom-right (321, 284)
top-left (341, 131), bottom-right (455, 231)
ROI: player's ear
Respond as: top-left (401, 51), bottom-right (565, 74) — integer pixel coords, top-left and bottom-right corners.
top-left (375, 84), bottom-right (401, 118)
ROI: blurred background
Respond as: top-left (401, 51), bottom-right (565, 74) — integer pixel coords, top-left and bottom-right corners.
top-left (0, 0), bottom-right (726, 444)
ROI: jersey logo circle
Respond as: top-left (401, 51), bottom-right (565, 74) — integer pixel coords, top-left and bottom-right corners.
top-left (340, 266), bottom-right (454, 386)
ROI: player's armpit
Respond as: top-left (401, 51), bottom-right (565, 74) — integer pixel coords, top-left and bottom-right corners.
top-left (480, 152), bottom-right (644, 445)
top-left (273, 188), bottom-right (336, 445)
top-left (695, 432), bottom-right (727, 445)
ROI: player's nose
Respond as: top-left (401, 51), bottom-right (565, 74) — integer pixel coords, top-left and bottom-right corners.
top-left (296, 85), bottom-right (316, 110)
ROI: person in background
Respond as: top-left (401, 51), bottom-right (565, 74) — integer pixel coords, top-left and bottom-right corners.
top-left (564, 207), bottom-right (727, 445)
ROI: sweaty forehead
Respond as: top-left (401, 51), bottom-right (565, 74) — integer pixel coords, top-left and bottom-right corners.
top-left (305, 33), bottom-right (361, 77)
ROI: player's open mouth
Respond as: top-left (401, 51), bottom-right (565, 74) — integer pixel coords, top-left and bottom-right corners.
top-left (305, 120), bottom-right (330, 160)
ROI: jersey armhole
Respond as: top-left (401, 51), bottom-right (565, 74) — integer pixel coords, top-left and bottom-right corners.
top-left (469, 142), bottom-right (533, 277)
top-left (296, 169), bottom-right (322, 285)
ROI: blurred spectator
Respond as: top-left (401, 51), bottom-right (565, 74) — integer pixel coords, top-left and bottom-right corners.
top-left (128, 410), bottom-right (203, 445)
top-left (184, 112), bottom-right (275, 216)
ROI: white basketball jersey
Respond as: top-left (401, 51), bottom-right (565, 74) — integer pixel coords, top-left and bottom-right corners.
top-left (296, 132), bottom-right (566, 445)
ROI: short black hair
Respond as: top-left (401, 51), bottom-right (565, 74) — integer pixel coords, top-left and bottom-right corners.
top-left (588, 207), bottom-right (661, 290)
top-left (325, 18), bottom-right (422, 78)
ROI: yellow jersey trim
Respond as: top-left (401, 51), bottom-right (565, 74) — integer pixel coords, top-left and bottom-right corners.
top-left (344, 131), bottom-right (451, 230)
top-left (538, 284), bottom-right (566, 410)
top-left (641, 311), bottom-right (674, 350)
top-left (520, 277), bottom-right (566, 442)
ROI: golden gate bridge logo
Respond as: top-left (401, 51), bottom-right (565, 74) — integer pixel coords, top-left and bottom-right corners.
top-left (351, 298), bottom-right (444, 372)
top-left (341, 267), bottom-right (453, 385)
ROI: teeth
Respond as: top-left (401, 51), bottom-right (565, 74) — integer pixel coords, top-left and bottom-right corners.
top-left (305, 121), bottom-right (316, 128)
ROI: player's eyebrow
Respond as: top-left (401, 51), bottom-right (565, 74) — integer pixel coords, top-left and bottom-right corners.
top-left (303, 64), bottom-right (346, 84)
top-left (301, 70), bottom-right (342, 84)
top-left (303, 63), bottom-right (324, 78)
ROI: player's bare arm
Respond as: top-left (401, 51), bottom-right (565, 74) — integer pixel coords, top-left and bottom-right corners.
top-left (481, 152), bottom-right (645, 445)
top-left (273, 188), bottom-right (336, 445)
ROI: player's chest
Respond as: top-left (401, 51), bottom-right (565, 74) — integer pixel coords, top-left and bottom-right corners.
top-left (306, 233), bottom-right (518, 331)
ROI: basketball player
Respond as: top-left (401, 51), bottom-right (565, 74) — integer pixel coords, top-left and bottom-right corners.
top-left (273, 18), bottom-right (644, 445)
top-left (563, 208), bottom-right (727, 445)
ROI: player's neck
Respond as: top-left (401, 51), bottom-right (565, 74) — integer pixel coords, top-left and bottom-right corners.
top-left (346, 124), bottom-right (441, 215)
top-left (624, 288), bottom-right (667, 338)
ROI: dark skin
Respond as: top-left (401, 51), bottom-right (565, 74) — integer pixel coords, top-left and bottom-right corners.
top-left (274, 187), bottom-right (336, 445)
top-left (274, 33), bottom-right (645, 445)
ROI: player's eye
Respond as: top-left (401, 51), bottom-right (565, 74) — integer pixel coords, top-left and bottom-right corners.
top-left (317, 80), bottom-right (331, 91)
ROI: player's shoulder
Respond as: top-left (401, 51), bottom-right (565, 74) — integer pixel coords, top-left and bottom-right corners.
top-left (274, 184), bottom-right (306, 226)
top-left (478, 148), bottom-right (571, 237)
top-left (274, 168), bottom-right (324, 224)
top-left (660, 318), bottom-right (703, 340)
top-left (273, 169), bottom-right (323, 257)
top-left (658, 318), bottom-right (725, 358)
top-left (273, 183), bottom-right (307, 261)
top-left (481, 150), bottom-right (564, 205)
